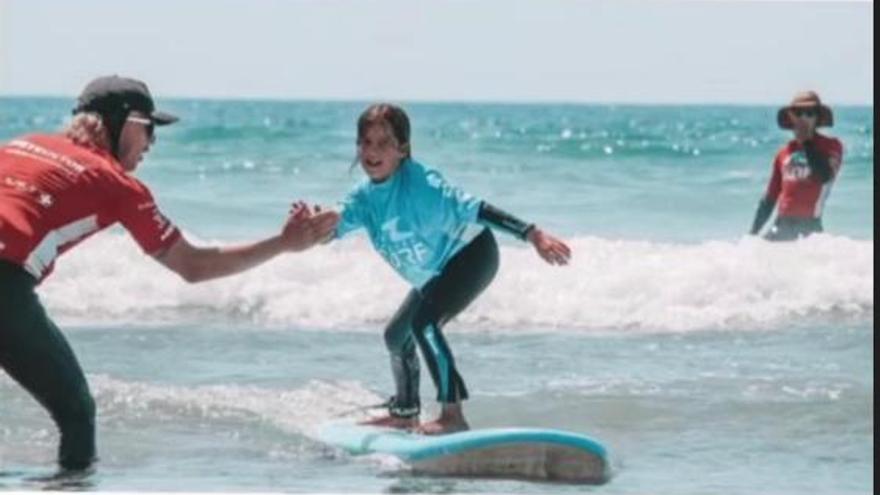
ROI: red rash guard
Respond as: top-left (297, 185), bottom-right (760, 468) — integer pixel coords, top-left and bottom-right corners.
top-left (765, 133), bottom-right (844, 219)
top-left (0, 134), bottom-right (180, 282)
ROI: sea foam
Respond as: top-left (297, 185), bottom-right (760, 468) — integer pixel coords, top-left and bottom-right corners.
top-left (40, 231), bottom-right (873, 333)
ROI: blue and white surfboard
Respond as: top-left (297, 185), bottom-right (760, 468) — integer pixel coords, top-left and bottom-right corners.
top-left (318, 423), bottom-right (610, 484)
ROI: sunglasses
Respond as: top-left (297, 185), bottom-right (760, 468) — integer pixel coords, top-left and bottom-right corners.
top-left (126, 116), bottom-right (155, 140)
top-left (791, 108), bottom-right (817, 119)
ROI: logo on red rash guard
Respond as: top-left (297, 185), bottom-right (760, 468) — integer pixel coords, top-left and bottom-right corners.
top-left (767, 134), bottom-right (844, 219)
top-left (782, 150), bottom-right (811, 180)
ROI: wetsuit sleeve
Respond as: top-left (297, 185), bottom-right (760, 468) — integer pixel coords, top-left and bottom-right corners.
top-left (418, 169), bottom-right (482, 233)
top-left (750, 197), bottom-right (775, 235)
top-left (335, 190), bottom-right (366, 239)
top-left (115, 179), bottom-right (182, 255)
top-left (477, 202), bottom-right (535, 241)
top-left (803, 139), bottom-right (833, 183)
top-left (751, 154), bottom-right (782, 235)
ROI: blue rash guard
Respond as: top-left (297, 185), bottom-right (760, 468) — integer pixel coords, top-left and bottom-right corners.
top-left (336, 159), bottom-right (486, 289)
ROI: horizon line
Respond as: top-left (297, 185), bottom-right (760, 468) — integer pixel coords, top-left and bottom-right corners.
top-left (0, 93), bottom-right (873, 108)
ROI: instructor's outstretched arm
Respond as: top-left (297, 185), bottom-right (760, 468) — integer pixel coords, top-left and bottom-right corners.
top-left (155, 209), bottom-right (339, 283)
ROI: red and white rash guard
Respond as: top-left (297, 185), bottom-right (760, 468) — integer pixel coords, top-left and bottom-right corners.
top-left (0, 134), bottom-right (181, 282)
top-left (765, 133), bottom-right (844, 219)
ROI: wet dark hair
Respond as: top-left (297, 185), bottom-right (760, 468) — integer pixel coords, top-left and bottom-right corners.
top-left (356, 103), bottom-right (411, 158)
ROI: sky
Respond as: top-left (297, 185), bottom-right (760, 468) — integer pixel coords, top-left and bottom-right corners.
top-left (0, 0), bottom-right (873, 105)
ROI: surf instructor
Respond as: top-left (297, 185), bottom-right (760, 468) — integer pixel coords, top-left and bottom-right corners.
top-left (0, 75), bottom-right (339, 471)
top-left (749, 90), bottom-right (844, 240)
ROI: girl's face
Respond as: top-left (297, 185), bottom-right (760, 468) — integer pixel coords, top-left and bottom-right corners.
top-left (357, 123), bottom-right (407, 182)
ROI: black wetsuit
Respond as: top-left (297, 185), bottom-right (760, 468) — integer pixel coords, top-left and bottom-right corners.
top-left (383, 228), bottom-right (499, 417)
top-left (0, 260), bottom-right (96, 470)
top-left (764, 217), bottom-right (824, 241)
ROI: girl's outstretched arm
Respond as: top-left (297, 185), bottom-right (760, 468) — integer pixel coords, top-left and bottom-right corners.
top-left (478, 202), bottom-right (571, 265)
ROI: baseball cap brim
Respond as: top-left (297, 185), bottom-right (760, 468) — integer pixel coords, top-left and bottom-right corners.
top-left (151, 110), bottom-right (179, 125)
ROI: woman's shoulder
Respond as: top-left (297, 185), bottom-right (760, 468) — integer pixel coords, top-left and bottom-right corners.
top-left (342, 177), bottom-right (372, 202)
top-left (403, 157), bottom-right (429, 174)
top-left (403, 158), bottom-right (446, 183)
top-left (815, 133), bottom-right (844, 152)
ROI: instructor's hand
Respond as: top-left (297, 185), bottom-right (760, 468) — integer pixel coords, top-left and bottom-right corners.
top-left (527, 227), bottom-right (571, 266)
top-left (282, 201), bottom-right (339, 252)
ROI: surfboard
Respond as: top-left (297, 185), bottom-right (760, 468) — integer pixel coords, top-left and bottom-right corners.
top-left (318, 423), bottom-right (610, 484)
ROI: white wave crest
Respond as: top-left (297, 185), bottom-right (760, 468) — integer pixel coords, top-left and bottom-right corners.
top-left (91, 374), bottom-right (381, 436)
top-left (39, 231), bottom-right (873, 333)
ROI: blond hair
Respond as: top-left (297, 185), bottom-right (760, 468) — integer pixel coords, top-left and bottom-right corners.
top-left (63, 112), bottom-right (111, 151)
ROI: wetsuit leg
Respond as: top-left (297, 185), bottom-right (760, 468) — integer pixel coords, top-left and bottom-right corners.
top-left (382, 289), bottom-right (422, 418)
top-left (0, 261), bottom-right (96, 471)
top-left (411, 228), bottom-right (500, 404)
top-left (765, 217), bottom-right (823, 241)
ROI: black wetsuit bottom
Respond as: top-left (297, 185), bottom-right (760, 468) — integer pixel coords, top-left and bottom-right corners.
top-left (0, 260), bottom-right (96, 470)
top-left (383, 228), bottom-right (499, 418)
top-left (765, 216), bottom-right (823, 241)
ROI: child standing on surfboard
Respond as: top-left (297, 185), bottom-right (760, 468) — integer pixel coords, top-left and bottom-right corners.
top-left (314, 103), bottom-right (571, 434)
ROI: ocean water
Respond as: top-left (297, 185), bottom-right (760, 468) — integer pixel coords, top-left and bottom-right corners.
top-left (0, 98), bottom-right (873, 493)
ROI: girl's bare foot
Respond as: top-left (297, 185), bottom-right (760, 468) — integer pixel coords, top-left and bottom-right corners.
top-left (415, 402), bottom-right (469, 435)
top-left (415, 417), bottom-right (469, 435)
top-left (359, 414), bottom-right (418, 430)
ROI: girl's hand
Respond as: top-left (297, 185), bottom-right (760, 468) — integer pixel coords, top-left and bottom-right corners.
top-left (527, 227), bottom-right (571, 266)
top-left (281, 209), bottom-right (339, 252)
top-left (289, 200), bottom-right (313, 220)
top-left (283, 201), bottom-right (339, 251)
top-left (313, 205), bottom-right (338, 244)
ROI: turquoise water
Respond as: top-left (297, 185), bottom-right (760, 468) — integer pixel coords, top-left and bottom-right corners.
top-left (0, 98), bottom-right (873, 493)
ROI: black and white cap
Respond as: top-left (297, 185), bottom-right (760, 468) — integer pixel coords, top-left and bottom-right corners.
top-left (73, 75), bottom-right (178, 125)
